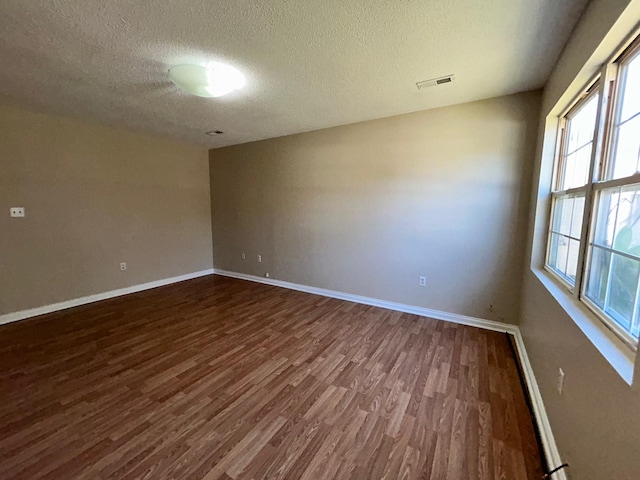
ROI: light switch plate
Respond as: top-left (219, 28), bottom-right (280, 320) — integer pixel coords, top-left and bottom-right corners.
top-left (557, 368), bottom-right (565, 395)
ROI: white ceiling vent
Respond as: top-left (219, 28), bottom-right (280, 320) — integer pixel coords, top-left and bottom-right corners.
top-left (416, 74), bottom-right (455, 90)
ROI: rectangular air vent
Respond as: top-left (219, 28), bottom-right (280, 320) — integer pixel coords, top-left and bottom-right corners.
top-left (416, 74), bottom-right (455, 90)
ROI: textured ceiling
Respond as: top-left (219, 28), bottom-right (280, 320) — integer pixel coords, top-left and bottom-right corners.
top-left (0, 0), bottom-right (589, 148)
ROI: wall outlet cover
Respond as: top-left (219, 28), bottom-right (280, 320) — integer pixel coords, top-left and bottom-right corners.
top-left (10, 207), bottom-right (25, 217)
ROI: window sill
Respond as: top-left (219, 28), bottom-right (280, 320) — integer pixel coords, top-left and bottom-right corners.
top-left (532, 267), bottom-right (635, 385)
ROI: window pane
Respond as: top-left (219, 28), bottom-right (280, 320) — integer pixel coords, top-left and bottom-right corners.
top-left (620, 52), bottom-right (640, 123)
top-left (552, 196), bottom-right (574, 235)
top-left (593, 188), bottom-right (620, 248)
top-left (633, 298), bottom-right (640, 339)
top-left (566, 95), bottom-right (599, 153)
top-left (611, 114), bottom-right (640, 179)
top-left (548, 232), bottom-right (569, 279)
top-left (548, 193), bottom-right (583, 285)
top-left (565, 145), bottom-right (592, 189)
top-left (560, 94), bottom-right (599, 190)
top-left (566, 238), bottom-right (580, 282)
top-left (609, 52), bottom-right (640, 181)
top-left (551, 194), bottom-right (584, 237)
top-left (563, 152), bottom-right (577, 190)
top-left (585, 246), bottom-right (611, 309)
top-left (606, 253), bottom-right (640, 332)
top-left (571, 194), bottom-right (585, 237)
top-left (552, 196), bottom-right (566, 233)
top-left (612, 184), bottom-right (640, 256)
top-left (548, 233), bottom-right (559, 268)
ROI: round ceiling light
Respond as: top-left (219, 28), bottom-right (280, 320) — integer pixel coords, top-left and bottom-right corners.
top-left (168, 63), bottom-right (245, 98)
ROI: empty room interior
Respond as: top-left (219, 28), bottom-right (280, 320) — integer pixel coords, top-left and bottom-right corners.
top-left (2, 1), bottom-right (640, 479)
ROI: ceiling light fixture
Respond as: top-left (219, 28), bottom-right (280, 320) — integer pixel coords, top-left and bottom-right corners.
top-left (169, 63), bottom-right (245, 98)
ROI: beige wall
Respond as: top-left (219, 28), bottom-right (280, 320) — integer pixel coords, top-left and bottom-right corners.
top-left (521, 0), bottom-right (640, 479)
top-left (210, 92), bottom-right (541, 323)
top-left (0, 104), bottom-right (213, 315)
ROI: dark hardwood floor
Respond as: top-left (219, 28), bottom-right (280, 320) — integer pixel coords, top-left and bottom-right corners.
top-left (0, 274), bottom-right (544, 479)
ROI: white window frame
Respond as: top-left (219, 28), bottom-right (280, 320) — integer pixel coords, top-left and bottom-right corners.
top-left (545, 85), bottom-right (600, 290)
top-left (545, 34), bottom-right (640, 351)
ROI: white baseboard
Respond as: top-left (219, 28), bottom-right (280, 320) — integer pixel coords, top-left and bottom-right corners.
top-left (213, 268), bottom-right (567, 479)
top-left (512, 329), bottom-right (567, 480)
top-left (0, 268), bottom-right (214, 326)
top-left (213, 269), bottom-right (519, 335)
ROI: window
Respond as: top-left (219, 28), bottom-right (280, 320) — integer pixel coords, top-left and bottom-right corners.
top-left (547, 92), bottom-right (599, 285)
top-left (546, 35), bottom-right (640, 348)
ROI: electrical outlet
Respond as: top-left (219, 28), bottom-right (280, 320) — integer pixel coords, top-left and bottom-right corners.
top-left (120, 262), bottom-right (127, 271)
top-left (557, 368), bottom-right (565, 395)
top-left (241, 253), bottom-right (246, 260)
top-left (265, 273), bottom-right (270, 278)
top-left (419, 276), bottom-right (426, 287)
top-left (257, 255), bottom-right (262, 263)
top-left (10, 207), bottom-right (25, 217)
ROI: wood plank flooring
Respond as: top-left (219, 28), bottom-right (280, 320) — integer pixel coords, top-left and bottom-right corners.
top-left (0, 275), bottom-right (544, 479)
